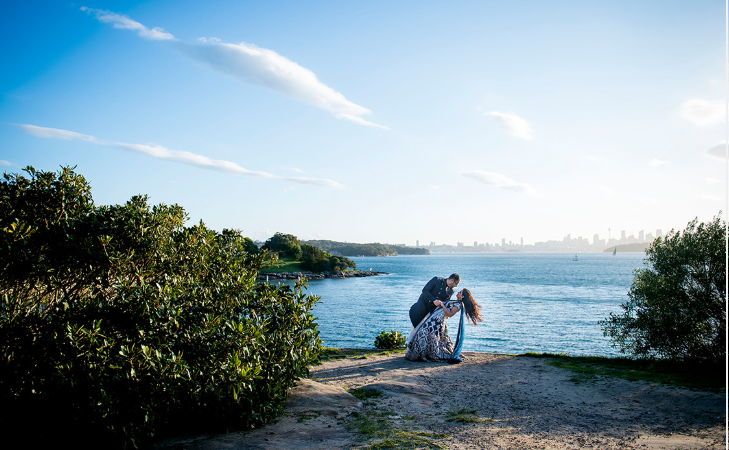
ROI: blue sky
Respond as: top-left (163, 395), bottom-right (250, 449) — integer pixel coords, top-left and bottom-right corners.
top-left (1, 0), bottom-right (725, 245)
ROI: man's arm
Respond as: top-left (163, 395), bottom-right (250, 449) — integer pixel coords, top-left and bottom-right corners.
top-left (420, 277), bottom-right (439, 304)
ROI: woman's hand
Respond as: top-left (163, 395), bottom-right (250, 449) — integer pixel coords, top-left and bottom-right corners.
top-left (433, 300), bottom-right (442, 307)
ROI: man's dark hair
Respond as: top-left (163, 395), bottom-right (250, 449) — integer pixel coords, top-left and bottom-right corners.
top-left (448, 273), bottom-right (461, 286)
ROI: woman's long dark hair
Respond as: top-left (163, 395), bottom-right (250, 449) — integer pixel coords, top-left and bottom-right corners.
top-left (461, 289), bottom-right (482, 325)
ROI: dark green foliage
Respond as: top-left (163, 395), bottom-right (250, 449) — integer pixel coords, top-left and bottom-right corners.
top-left (300, 243), bottom-right (356, 272)
top-left (262, 232), bottom-right (302, 259)
top-left (0, 167), bottom-right (321, 448)
top-left (374, 330), bottom-right (406, 350)
top-left (599, 214), bottom-right (726, 363)
top-left (305, 239), bottom-right (429, 256)
top-left (243, 236), bottom-right (260, 254)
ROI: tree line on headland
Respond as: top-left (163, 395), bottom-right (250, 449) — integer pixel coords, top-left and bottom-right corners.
top-left (304, 239), bottom-right (429, 257)
top-left (255, 233), bottom-right (429, 275)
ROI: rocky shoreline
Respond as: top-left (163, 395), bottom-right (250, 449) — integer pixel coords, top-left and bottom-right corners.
top-left (259, 269), bottom-right (387, 281)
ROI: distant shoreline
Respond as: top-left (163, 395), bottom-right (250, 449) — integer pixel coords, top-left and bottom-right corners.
top-left (259, 270), bottom-right (387, 281)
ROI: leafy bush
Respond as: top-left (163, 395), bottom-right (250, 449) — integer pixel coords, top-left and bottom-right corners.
top-left (300, 243), bottom-right (356, 273)
top-left (599, 214), bottom-right (726, 363)
top-left (0, 167), bottom-right (322, 448)
top-left (262, 232), bottom-right (302, 259)
top-left (374, 330), bottom-right (407, 349)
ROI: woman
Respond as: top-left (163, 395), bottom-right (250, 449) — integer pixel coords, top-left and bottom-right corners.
top-left (405, 288), bottom-right (482, 362)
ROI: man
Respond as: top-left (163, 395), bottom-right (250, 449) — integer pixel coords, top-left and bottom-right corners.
top-left (409, 273), bottom-right (460, 327)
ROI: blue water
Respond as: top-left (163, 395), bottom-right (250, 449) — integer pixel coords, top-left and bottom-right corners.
top-left (300, 252), bottom-right (646, 357)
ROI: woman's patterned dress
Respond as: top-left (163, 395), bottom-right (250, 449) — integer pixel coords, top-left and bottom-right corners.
top-left (405, 300), bottom-right (461, 362)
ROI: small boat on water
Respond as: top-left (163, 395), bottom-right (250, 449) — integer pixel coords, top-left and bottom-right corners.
top-left (612, 248), bottom-right (617, 256)
top-left (572, 254), bottom-right (579, 261)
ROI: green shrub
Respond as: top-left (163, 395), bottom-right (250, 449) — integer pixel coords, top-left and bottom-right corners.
top-left (262, 232), bottom-right (302, 259)
top-left (374, 330), bottom-right (406, 350)
top-left (600, 214), bottom-right (725, 363)
top-left (300, 243), bottom-right (356, 273)
top-left (0, 167), bottom-right (322, 448)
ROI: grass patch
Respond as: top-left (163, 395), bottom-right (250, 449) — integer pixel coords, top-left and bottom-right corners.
top-left (444, 409), bottom-right (491, 424)
top-left (261, 257), bottom-right (306, 273)
top-left (347, 411), bottom-right (446, 450)
top-left (349, 387), bottom-right (387, 401)
top-left (315, 347), bottom-right (406, 363)
top-left (521, 352), bottom-right (724, 392)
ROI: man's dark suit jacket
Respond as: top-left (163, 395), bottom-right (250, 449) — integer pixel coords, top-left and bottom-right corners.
top-left (409, 276), bottom-right (454, 327)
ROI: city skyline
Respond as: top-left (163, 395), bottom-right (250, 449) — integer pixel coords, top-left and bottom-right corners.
top-left (1, 1), bottom-right (724, 245)
top-left (415, 226), bottom-right (664, 250)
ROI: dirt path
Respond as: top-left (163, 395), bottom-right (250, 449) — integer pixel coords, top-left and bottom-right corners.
top-left (153, 352), bottom-right (725, 449)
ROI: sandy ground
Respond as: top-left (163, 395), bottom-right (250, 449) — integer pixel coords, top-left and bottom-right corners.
top-left (154, 352), bottom-right (726, 449)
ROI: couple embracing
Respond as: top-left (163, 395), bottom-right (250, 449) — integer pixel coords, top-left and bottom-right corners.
top-left (406, 273), bottom-right (482, 363)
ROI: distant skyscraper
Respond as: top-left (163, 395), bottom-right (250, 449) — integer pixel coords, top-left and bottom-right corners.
top-left (638, 230), bottom-right (644, 242)
top-left (520, 237), bottom-right (523, 246)
top-left (657, 229), bottom-right (662, 238)
top-left (502, 238), bottom-right (506, 246)
top-left (593, 234), bottom-right (599, 245)
top-left (621, 230), bottom-right (626, 241)
top-left (474, 241), bottom-right (478, 248)
top-left (416, 240), bottom-right (419, 247)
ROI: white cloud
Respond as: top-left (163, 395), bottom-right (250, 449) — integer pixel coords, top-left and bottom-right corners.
top-left (680, 99), bottom-right (724, 126)
top-left (80, 7), bottom-right (175, 41)
top-left (707, 142), bottom-right (727, 160)
top-left (178, 41), bottom-right (388, 128)
top-left (649, 159), bottom-right (670, 167)
top-left (79, 7), bottom-right (386, 128)
top-left (19, 124), bottom-right (100, 142)
top-left (0, 160), bottom-right (13, 166)
top-left (597, 186), bottom-right (614, 195)
top-left (462, 170), bottom-right (536, 195)
top-left (706, 177), bottom-right (723, 184)
top-left (485, 111), bottom-right (532, 140)
top-left (18, 124), bottom-right (345, 189)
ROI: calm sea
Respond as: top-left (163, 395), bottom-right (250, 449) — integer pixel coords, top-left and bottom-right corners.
top-left (300, 252), bottom-right (647, 357)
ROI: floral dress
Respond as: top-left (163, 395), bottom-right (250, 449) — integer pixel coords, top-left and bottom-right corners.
top-left (405, 300), bottom-right (461, 362)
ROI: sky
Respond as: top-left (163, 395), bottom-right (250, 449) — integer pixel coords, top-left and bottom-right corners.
top-left (0, 0), bottom-right (725, 246)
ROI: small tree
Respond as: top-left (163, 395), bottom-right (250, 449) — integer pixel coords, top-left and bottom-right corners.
top-left (262, 232), bottom-right (302, 259)
top-left (600, 214), bottom-right (726, 363)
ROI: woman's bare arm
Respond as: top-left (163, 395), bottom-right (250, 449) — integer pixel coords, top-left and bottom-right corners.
top-left (434, 300), bottom-right (458, 318)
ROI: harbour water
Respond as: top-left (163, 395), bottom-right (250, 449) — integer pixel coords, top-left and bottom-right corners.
top-left (303, 252), bottom-right (647, 357)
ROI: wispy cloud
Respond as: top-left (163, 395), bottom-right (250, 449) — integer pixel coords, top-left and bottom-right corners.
top-left (81, 7), bottom-right (175, 41)
top-left (0, 160), bottom-right (13, 166)
top-left (18, 124), bottom-right (345, 189)
top-left (649, 159), bottom-right (670, 167)
top-left (79, 7), bottom-right (387, 129)
top-left (178, 40), bottom-right (388, 129)
top-left (462, 170), bottom-right (536, 195)
top-left (680, 99), bottom-right (724, 126)
top-left (485, 111), bottom-right (532, 140)
top-left (707, 142), bottom-right (727, 160)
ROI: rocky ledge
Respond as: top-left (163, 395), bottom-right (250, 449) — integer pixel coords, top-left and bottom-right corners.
top-left (259, 270), bottom-right (387, 281)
